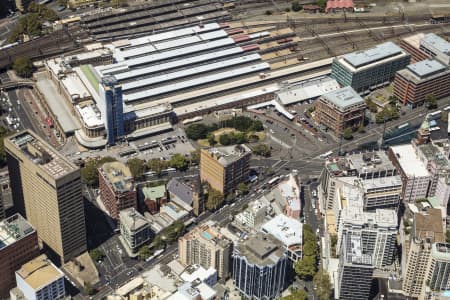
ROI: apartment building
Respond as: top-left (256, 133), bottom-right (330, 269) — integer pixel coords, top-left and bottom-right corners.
top-left (5, 131), bottom-right (87, 263)
top-left (200, 145), bottom-right (251, 195)
top-left (232, 232), bottom-right (288, 300)
top-left (338, 207), bottom-right (398, 268)
top-left (394, 59), bottom-right (450, 107)
top-left (331, 42), bottom-right (410, 93)
top-left (389, 144), bottom-right (432, 203)
top-left (98, 161), bottom-right (136, 220)
top-left (402, 208), bottom-right (445, 298)
top-left (0, 214), bottom-right (39, 298)
top-left (361, 175), bottom-right (402, 211)
top-left (337, 234), bottom-right (375, 300)
top-left (419, 33), bottom-right (450, 65)
top-left (314, 86), bottom-right (366, 135)
top-left (178, 221), bottom-right (232, 279)
top-left (423, 243), bottom-right (450, 298)
top-left (15, 254), bottom-right (65, 300)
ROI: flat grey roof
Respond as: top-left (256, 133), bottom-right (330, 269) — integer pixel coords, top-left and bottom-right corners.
top-left (422, 33), bottom-right (450, 54)
top-left (406, 59), bottom-right (447, 78)
top-left (235, 232), bottom-right (285, 266)
top-left (343, 42), bottom-right (403, 68)
top-left (321, 86), bottom-right (364, 110)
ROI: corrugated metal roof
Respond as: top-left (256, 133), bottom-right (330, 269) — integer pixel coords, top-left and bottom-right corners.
top-left (124, 62), bottom-right (270, 102)
top-left (121, 54), bottom-right (261, 91)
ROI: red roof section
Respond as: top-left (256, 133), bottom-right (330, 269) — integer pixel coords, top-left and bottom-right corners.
top-left (326, 0), bottom-right (354, 12)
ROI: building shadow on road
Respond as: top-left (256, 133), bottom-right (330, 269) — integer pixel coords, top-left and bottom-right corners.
top-left (84, 198), bottom-right (115, 250)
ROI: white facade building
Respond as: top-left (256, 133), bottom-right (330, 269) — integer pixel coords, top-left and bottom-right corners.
top-left (15, 255), bottom-right (65, 300)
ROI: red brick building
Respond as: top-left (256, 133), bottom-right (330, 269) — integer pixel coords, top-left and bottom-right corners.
top-left (98, 162), bottom-right (137, 220)
top-left (0, 214), bottom-right (39, 298)
top-left (400, 33), bottom-right (431, 64)
top-left (394, 59), bottom-right (450, 107)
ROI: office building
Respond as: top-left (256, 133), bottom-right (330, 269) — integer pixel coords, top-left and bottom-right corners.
top-left (167, 281), bottom-right (217, 300)
top-left (0, 170), bottom-right (12, 220)
top-left (167, 177), bottom-right (203, 216)
top-left (98, 161), bottom-right (136, 220)
top-left (5, 131), bottom-right (87, 263)
top-left (389, 144), bottom-right (432, 203)
top-left (261, 214), bottom-right (303, 262)
top-left (400, 33), bottom-right (431, 63)
top-left (232, 232), bottom-right (288, 300)
top-left (98, 76), bottom-right (124, 145)
top-left (200, 145), bottom-right (251, 195)
top-left (337, 234), bottom-right (375, 300)
top-left (313, 86), bottom-right (366, 135)
top-left (119, 208), bottom-right (152, 255)
top-left (420, 33), bottom-right (450, 66)
top-left (394, 59), bottom-right (450, 107)
top-left (178, 221), bottom-right (232, 279)
top-left (402, 208), bottom-right (445, 297)
top-left (338, 207), bottom-right (398, 268)
top-left (0, 214), bottom-right (39, 298)
top-left (331, 42), bottom-right (410, 92)
top-left (15, 254), bottom-right (65, 300)
top-left (423, 243), bottom-right (450, 297)
top-left (361, 175), bottom-right (402, 211)
top-left (236, 199), bottom-right (268, 228)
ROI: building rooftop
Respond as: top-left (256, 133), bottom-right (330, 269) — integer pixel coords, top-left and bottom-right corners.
top-left (421, 33), bottom-right (450, 56)
top-left (182, 221), bottom-right (231, 249)
top-left (342, 234), bottom-right (373, 265)
top-left (402, 33), bottom-right (425, 49)
top-left (361, 175), bottom-right (402, 191)
top-left (321, 86), bottom-right (365, 110)
top-left (76, 101), bottom-right (103, 128)
top-left (342, 42), bottom-right (404, 68)
top-left (100, 161), bottom-right (133, 192)
top-left (405, 59), bottom-right (447, 79)
top-left (390, 144), bottom-right (430, 177)
top-left (7, 131), bottom-right (78, 178)
top-left (206, 144), bottom-right (251, 166)
top-left (0, 214), bottom-right (35, 250)
top-left (16, 254), bottom-right (64, 290)
top-left (119, 208), bottom-right (149, 231)
top-left (261, 214), bottom-right (302, 247)
top-left (167, 177), bottom-right (196, 206)
top-left (341, 207), bottom-right (398, 229)
top-left (180, 265), bottom-right (217, 283)
top-left (235, 232), bottom-right (286, 266)
top-left (142, 184), bottom-right (166, 201)
top-left (413, 208), bottom-right (445, 242)
top-left (276, 76), bottom-right (340, 105)
top-left (431, 243), bottom-right (450, 261)
top-left (418, 143), bottom-right (450, 170)
top-left (277, 174), bottom-right (301, 212)
top-left (347, 150), bottom-right (396, 175)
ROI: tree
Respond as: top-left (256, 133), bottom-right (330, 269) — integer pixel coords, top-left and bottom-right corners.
top-left (358, 125), bottom-right (366, 133)
top-left (425, 94), bottom-right (438, 109)
top-left (185, 123), bottom-right (209, 140)
top-left (342, 128), bottom-right (353, 140)
top-left (303, 241), bottom-right (318, 257)
top-left (252, 144), bottom-right (271, 157)
top-left (365, 99), bottom-right (378, 113)
top-left (314, 269), bottom-right (332, 300)
top-left (111, 0), bottom-right (128, 8)
top-left (13, 57), bottom-right (33, 78)
top-left (57, 0), bottom-right (68, 6)
top-left (446, 230), bottom-right (450, 244)
top-left (291, 1), bottom-right (302, 12)
top-left (127, 158), bottom-right (145, 179)
top-left (207, 133), bottom-right (217, 146)
top-left (281, 289), bottom-right (307, 300)
top-left (303, 224), bottom-right (316, 243)
top-left (206, 188), bottom-right (224, 211)
top-left (0, 127), bottom-right (11, 168)
top-left (84, 282), bottom-right (97, 295)
top-left (151, 235), bottom-right (165, 250)
top-left (147, 158), bottom-right (168, 175)
top-left (316, 0), bottom-right (327, 8)
top-left (219, 133), bottom-right (231, 146)
top-left (265, 10), bottom-right (272, 15)
top-left (294, 255), bottom-right (316, 279)
top-left (248, 134), bottom-right (259, 143)
top-left (169, 153), bottom-right (188, 170)
top-left (237, 182), bottom-right (248, 195)
top-left (190, 150), bottom-right (200, 165)
top-left (138, 245), bottom-right (152, 260)
top-left (89, 249), bottom-right (105, 261)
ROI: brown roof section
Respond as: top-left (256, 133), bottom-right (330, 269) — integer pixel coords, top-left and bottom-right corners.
top-left (414, 208), bottom-right (445, 243)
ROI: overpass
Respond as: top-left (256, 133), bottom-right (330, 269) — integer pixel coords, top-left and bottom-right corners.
top-left (0, 80), bottom-right (35, 90)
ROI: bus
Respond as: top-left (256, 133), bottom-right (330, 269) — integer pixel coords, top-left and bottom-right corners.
top-left (144, 171), bottom-right (157, 178)
top-left (443, 106), bottom-right (450, 112)
top-left (267, 176), bottom-right (280, 186)
top-left (319, 151), bottom-right (333, 159)
top-left (161, 168), bottom-right (177, 175)
top-left (428, 110), bottom-right (442, 120)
